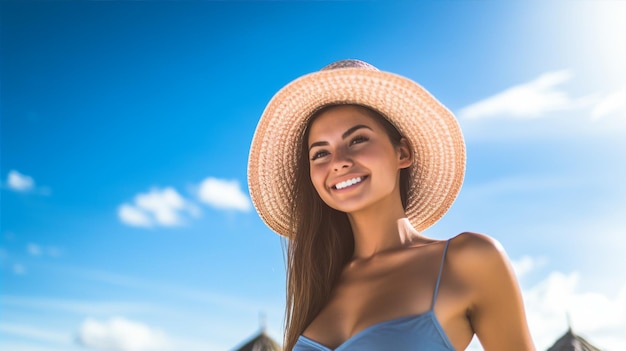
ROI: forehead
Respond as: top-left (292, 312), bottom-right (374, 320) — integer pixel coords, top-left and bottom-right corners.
top-left (308, 105), bottom-right (381, 138)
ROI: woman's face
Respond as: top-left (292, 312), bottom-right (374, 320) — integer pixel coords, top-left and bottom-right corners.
top-left (307, 105), bottom-right (411, 214)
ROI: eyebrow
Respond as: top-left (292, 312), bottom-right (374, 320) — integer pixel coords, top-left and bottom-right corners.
top-left (309, 124), bottom-right (373, 150)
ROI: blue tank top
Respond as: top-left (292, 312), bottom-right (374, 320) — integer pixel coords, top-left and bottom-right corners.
top-left (293, 240), bottom-right (455, 351)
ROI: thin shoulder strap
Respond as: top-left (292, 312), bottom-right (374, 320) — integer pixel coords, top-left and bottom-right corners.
top-left (431, 239), bottom-right (451, 310)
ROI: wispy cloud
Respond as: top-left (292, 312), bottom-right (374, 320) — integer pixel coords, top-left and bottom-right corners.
top-left (463, 175), bottom-right (581, 201)
top-left (76, 317), bottom-right (168, 351)
top-left (0, 341), bottom-right (70, 351)
top-left (118, 187), bottom-right (200, 228)
top-left (0, 295), bottom-right (160, 316)
top-left (0, 322), bottom-right (69, 344)
top-left (458, 70), bottom-right (592, 119)
top-left (591, 88), bottom-right (626, 120)
top-left (3, 170), bottom-right (51, 195)
top-left (58, 266), bottom-right (283, 315)
top-left (197, 177), bottom-right (251, 212)
top-left (1, 244), bottom-right (62, 277)
top-left (457, 72), bottom-right (626, 141)
top-left (26, 243), bottom-right (63, 258)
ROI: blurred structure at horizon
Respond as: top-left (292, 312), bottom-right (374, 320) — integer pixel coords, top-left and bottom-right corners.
top-left (228, 322), bottom-right (602, 351)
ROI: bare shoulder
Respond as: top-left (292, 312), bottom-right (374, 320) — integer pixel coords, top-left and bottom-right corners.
top-left (447, 232), bottom-right (509, 268)
top-left (446, 232), bottom-right (536, 350)
top-left (449, 231), bottom-right (503, 250)
top-left (445, 232), bottom-right (517, 298)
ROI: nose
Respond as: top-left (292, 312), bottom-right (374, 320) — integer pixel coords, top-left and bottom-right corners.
top-left (332, 149), bottom-right (352, 172)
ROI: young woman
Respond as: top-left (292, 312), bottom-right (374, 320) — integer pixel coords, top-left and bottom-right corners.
top-left (248, 60), bottom-right (534, 351)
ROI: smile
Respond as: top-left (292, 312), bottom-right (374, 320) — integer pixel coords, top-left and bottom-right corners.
top-left (333, 176), bottom-right (367, 190)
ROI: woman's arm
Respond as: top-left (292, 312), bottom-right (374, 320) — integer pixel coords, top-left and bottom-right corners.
top-left (458, 233), bottom-right (535, 351)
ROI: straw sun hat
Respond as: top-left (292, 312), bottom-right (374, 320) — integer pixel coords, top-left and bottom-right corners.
top-left (248, 59), bottom-right (465, 237)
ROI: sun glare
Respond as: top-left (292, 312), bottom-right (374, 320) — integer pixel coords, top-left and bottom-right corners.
top-left (586, 2), bottom-right (626, 84)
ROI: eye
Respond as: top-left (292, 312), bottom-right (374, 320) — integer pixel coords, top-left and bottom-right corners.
top-left (350, 135), bottom-right (369, 145)
top-left (310, 150), bottom-right (329, 161)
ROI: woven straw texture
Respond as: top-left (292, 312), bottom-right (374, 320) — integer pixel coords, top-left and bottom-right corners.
top-left (248, 62), bottom-right (465, 237)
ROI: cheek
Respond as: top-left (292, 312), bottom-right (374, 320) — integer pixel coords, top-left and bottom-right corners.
top-left (366, 148), bottom-right (402, 183)
top-left (309, 166), bottom-right (326, 194)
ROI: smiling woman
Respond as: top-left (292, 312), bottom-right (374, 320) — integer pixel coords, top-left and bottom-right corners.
top-left (247, 60), bottom-right (535, 351)
top-left (306, 105), bottom-right (411, 216)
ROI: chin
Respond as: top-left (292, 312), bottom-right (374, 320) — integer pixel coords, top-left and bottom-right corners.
top-left (324, 199), bottom-right (371, 214)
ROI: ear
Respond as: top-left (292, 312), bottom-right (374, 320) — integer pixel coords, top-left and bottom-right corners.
top-left (397, 138), bottom-right (413, 169)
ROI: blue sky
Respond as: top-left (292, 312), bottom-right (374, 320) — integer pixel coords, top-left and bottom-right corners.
top-left (1, 1), bottom-right (625, 350)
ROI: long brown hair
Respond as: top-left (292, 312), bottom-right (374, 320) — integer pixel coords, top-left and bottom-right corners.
top-left (283, 104), bottom-right (410, 350)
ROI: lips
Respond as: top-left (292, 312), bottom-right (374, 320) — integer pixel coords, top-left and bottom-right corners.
top-left (331, 175), bottom-right (368, 190)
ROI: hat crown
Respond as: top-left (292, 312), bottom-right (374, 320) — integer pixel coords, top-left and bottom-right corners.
top-left (321, 59), bottom-right (379, 72)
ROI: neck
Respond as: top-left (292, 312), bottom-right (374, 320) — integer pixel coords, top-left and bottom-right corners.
top-left (347, 196), bottom-right (420, 260)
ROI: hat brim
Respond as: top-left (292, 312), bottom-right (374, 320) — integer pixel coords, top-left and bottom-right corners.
top-left (248, 68), bottom-right (465, 237)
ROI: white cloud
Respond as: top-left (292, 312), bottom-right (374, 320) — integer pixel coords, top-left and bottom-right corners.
top-left (459, 70), bottom-right (594, 120)
top-left (118, 177), bottom-right (251, 228)
top-left (118, 187), bottom-right (200, 228)
top-left (464, 258), bottom-right (626, 350)
top-left (197, 177), bottom-right (251, 212)
top-left (7, 170), bottom-right (35, 192)
top-left (134, 188), bottom-right (188, 225)
top-left (506, 257), bottom-right (626, 351)
top-left (76, 317), bottom-right (168, 351)
top-left (118, 204), bottom-right (153, 228)
top-left (3, 170), bottom-right (51, 195)
top-left (464, 336), bottom-right (482, 351)
top-left (591, 88), bottom-right (626, 120)
top-left (511, 255), bottom-right (547, 278)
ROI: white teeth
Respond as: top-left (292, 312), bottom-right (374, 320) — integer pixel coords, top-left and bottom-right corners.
top-left (335, 177), bottom-right (363, 190)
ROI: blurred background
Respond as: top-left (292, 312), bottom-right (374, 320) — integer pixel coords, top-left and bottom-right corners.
top-left (1, 1), bottom-right (625, 350)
